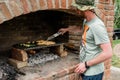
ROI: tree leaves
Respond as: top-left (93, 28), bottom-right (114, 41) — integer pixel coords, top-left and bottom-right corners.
top-left (114, 0), bottom-right (120, 28)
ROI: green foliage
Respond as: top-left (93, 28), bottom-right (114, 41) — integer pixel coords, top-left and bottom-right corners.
top-left (114, 0), bottom-right (120, 28)
top-left (112, 40), bottom-right (120, 47)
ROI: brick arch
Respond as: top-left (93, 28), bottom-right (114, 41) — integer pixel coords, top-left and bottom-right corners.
top-left (0, 0), bottom-right (114, 26)
top-left (0, 0), bottom-right (74, 24)
top-left (0, 0), bottom-right (114, 43)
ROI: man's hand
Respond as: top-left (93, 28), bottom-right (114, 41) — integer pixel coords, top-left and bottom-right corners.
top-left (74, 63), bottom-right (87, 74)
top-left (58, 26), bottom-right (82, 35)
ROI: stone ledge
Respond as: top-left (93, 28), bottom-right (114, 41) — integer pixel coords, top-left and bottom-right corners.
top-left (17, 52), bottom-right (79, 80)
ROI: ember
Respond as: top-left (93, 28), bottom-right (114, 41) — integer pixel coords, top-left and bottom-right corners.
top-left (27, 48), bottom-right (60, 66)
top-left (0, 57), bottom-right (25, 80)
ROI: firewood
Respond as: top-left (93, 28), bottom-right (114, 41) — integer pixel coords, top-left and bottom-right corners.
top-left (12, 48), bottom-right (28, 61)
top-left (8, 58), bottom-right (27, 69)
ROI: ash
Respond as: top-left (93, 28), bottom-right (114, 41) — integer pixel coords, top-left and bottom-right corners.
top-left (0, 57), bottom-right (17, 80)
top-left (28, 48), bottom-right (60, 66)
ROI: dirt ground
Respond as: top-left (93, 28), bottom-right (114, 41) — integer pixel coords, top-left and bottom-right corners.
top-left (113, 44), bottom-right (120, 57)
top-left (109, 66), bottom-right (120, 80)
top-left (109, 44), bottom-right (120, 80)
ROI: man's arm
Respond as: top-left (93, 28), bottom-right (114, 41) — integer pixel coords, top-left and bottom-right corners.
top-left (74, 42), bottom-right (112, 73)
top-left (59, 26), bottom-right (82, 34)
top-left (87, 42), bottom-right (112, 66)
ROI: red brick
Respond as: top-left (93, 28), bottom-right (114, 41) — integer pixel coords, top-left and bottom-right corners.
top-left (107, 27), bottom-right (113, 32)
top-left (47, 0), bottom-right (53, 9)
top-left (69, 40), bottom-right (80, 44)
top-left (107, 21), bottom-right (114, 28)
top-left (97, 4), bottom-right (105, 9)
top-left (104, 59), bottom-right (111, 69)
top-left (57, 75), bottom-right (69, 80)
top-left (105, 5), bottom-right (114, 10)
top-left (97, 10), bottom-right (105, 21)
top-left (104, 59), bottom-right (111, 65)
top-left (0, 18), bottom-right (3, 24)
top-left (68, 0), bottom-right (73, 7)
top-left (69, 35), bottom-right (81, 40)
top-left (39, 0), bottom-right (47, 9)
top-left (69, 73), bottom-right (76, 80)
top-left (34, 77), bottom-right (45, 80)
top-left (110, 37), bottom-right (113, 43)
top-left (30, 0), bottom-right (39, 11)
top-left (106, 16), bottom-right (114, 21)
top-left (69, 73), bottom-right (80, 80)
top-left (99, 0), bottom-right (110, 4)
top-left (0, 12), bottom-right (5, 24)
top-left (68, 0), bottom-right (72, 8)
top-left (9, 0), bottom-right (23, 16)
top-left (75, 73), bottom-right (80, 80)
top-left (68, 65), bottom-right (77, 74)
top-left (55, 69), bottom-right (68, 78)
top-left (107, 23), bottom-right (114, 28)
top-left (20, 0), bottom-right (31, 14)
top-left (105, 10), bottom-right (114, 16)
top-left (105, 64), bottom-right (111, 69)
top-left (69, 31), bottom-right (81, 36)
top-left (108, 33), bottom-right (113, 39)
top-left (99, 9), bottom-right (105, 16)
top-left (61, 0), bottom-right (66, 8)
top-left (104, 69), bottom-right (111, 80)
top-left (0, 2), bottom-right (13, 20)
top-left (45, 76), bottom-right (54, 80)
top-left (55, 0), bottom-right (60, 8)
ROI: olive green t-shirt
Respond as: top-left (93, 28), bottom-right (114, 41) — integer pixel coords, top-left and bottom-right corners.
top-left (80, 17), bottom-right (110, 76)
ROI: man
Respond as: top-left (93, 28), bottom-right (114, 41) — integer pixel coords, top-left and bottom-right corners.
top-left (59, 0), bottom-right (112, 80)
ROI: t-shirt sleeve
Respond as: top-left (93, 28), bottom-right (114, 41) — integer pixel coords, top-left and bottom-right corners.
top-left (91, 25), bottom-right (110, 45)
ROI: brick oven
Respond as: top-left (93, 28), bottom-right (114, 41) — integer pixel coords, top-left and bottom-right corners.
top-left (0, 0), bottom-right (114, 80)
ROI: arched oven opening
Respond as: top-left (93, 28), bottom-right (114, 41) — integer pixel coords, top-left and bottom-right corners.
top-left (0, 10), bottom-right (83, 55)
top-left (0, 10), bottom-right (83, 79)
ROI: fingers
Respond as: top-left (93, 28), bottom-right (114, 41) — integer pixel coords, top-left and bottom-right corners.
top-left (75, 66), bottom-right (83, 73)
top-left (75, 67), bottom-right (84, 73)
top-left (74, 63), bottom-right (87, 74)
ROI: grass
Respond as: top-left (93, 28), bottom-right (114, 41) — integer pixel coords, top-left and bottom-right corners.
top-left (112, 55), bottom-right (120, 68)
top-left (112, 40), bottom-right (120, 68)
top-left (112, 40), bottom-right (120, 47)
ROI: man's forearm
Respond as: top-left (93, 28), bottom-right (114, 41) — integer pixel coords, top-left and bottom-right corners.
top-left (87, 43), bottom-right (112, 67)
top-left (87, 52), bottom-right (112, 67)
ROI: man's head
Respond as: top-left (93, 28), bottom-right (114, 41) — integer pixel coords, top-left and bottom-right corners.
top-left (72, 0), bottom-right (95, 11)
top-left (70, 0), bottom-right (95, 17)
